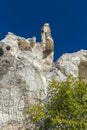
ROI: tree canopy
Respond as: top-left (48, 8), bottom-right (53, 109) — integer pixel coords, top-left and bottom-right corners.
top-left (24, 76), bottom-right (87, 130)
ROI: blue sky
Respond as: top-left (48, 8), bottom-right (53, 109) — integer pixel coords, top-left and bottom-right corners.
top-left (0, 0), bottom-right (87, 61)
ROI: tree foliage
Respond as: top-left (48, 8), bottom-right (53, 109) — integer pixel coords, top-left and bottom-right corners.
top-left (24, 76), bottom-right (87, 130)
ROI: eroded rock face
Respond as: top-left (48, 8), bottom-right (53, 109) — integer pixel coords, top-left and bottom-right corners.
top-left (0, 30), bottom-right (87, 130)
top-left (47, 50), bottom-right (87, 82)
top-left (0, 31), bottom-right (54, 130)
top-left (0, 42), bottom-right (14, 79)
top-left (41, 23), bottom-right (54, 60)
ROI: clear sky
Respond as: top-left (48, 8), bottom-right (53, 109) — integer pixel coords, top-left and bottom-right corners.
top-left (0, 0), bottom-right (87, 61)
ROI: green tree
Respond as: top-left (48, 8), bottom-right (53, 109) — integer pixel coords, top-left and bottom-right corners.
top-left (24, 76), bottom-right (87, 130)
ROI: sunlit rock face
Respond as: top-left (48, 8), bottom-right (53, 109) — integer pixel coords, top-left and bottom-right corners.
top-left (48, 50), bottom-right (87, 83)
top-left (0, 26), bottom-right (87, 130)
top-left (0, 23), bottom-right (54, 130)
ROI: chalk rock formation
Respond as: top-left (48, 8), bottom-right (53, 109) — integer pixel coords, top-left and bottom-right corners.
top-left (41, 23), bottom-right (54, 65)
top-left (41, 23), bottom-right (51, 43)
top-left (48, 50), bottom-right (87, 83)
top-left (0, 24), bottom-right (87, 130)
top-left (0, 25), bottom-right (54, 130)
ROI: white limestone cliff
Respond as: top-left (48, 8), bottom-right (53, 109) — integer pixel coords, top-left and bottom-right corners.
top-left (48, 50), bottom-right (87, 83)
top-left (0, 24), bottom-right (87, 130)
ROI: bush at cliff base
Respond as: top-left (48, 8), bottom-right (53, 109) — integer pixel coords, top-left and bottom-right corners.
top-left (24, 76), bottom-right (87, 130)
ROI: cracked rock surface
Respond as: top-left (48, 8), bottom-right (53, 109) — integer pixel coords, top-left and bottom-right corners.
top-left (0, 32), bottom-right (87, 130)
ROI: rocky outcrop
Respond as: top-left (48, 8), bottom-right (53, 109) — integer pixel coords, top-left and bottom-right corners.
top-left (0, 23), bottom-right (54, 130)
top-left (48, 50), bottom-right (87, 82)
top-left (0, 24), bottom-right (87, 130)
top-left (41, 23), bottom-right (54, 59)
